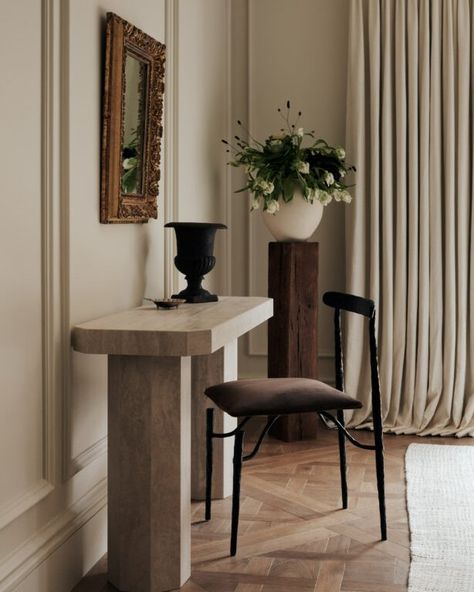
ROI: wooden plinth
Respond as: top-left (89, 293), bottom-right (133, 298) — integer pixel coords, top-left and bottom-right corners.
top-left (268, 242), bottom-right (319, 441)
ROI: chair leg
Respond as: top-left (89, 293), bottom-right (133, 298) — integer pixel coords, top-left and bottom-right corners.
top-left (205, 408), bottom-right (214, 521)
top-left (373, 411), bottom-right (387, 540)
top-left (336, 409), bottom-right (348, 509)
top-left (230, 429), bottom-right (245, 556)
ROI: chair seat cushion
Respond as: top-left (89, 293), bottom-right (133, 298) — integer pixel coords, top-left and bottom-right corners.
top-left (205, 377), bottom-right (363, 417)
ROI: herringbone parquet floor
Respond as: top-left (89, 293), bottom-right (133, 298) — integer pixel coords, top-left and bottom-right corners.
top-left (73, 423), bottom-right (474, 592)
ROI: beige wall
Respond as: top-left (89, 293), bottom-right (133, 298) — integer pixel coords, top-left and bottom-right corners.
top-left (176, 0), bottom-right (231, 296)
top-left (0, 1), bottom-right (166, 590)
top-left (0, 1), bottom-right (349, 589)
top-left (231, 0), bottom-right (350, 382)
top-left (0, 0), bottom-right (44, 516)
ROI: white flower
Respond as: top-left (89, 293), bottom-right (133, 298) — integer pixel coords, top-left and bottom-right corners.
top-left (266, 200), bottom-right (280, 214)
top-left (269, 138), bottom-right (282, 146)
top-left (250, 197), bottom-right (260, 210)
top-left (318, 190), bottom-right (333, 206)
top-left (335, 146), bottom-right (346, 159)
top-left (296, 161), bottom-right (310, 174)
top-left (266, 182), bottom-right (275, 194)
top-left (123, 158), bottom-right (134, 170)
top-left (296, 127), bottom-right (304, 137)
top-left (340, 191), bottom-right (352, 203)
top-left (258, 180), bottom-right (274, 195)
top-left (324, 171), bottom-right (335, 186)
top-left (339, 168), bottom-right (346, 178)
top-left (333, 190), bottom-right (352, 203)
top-left (292, 135), bottom-right (299, 146)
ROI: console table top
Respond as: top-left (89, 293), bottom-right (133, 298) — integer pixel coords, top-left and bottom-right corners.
top-left (72, 296), bottom-right (273, 357)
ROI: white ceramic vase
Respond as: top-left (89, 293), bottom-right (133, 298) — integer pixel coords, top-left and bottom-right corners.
top-left (261, 192), bottom-right (324, 242)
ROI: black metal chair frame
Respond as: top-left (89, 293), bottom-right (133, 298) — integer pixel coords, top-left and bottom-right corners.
top-left (205, 291), bottom-right (387, 556)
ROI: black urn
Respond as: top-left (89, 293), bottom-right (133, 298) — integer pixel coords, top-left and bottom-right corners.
top-left (165, 222), bottom-right (227, 303)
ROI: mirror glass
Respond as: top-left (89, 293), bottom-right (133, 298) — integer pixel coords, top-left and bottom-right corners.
top-left (121, 51), bottom-right (148, 195)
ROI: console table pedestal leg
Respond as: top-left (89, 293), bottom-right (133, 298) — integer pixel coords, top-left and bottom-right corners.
top-left (107, 354), bottom-right (192, 592)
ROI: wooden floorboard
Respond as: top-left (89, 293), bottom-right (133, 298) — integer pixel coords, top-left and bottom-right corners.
top-left (72, 425), bottom-right (474, 592)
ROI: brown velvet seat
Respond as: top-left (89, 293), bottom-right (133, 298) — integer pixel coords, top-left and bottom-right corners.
top-left (205, 377), bottom-right (362, 417)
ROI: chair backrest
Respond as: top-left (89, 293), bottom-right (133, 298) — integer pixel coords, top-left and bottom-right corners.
top-left (323, 291), bottom-right (382, 431)
top-left (323, 291), bottom-right (375, 319)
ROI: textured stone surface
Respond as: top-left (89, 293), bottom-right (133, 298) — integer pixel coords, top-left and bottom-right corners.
top-left (72, 297), bottom-right (273, 592)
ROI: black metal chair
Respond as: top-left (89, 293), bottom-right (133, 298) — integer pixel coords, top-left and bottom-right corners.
top-left (204, 291), bottom-right (386, 556)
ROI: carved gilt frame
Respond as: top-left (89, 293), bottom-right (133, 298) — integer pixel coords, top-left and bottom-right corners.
top-left (100, 13), bottom-right (166, 223)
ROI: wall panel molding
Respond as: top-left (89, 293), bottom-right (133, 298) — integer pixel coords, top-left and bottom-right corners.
top-left (0, 479), bottom-right (106, 592)
top-left (60, 0), bottom-right (108, 479)
top-left (164, 0), bottom-right (179, 298)
top-left (0, 0), bottom-right (61, 529)
top-left (69, 436), bottom-right (107, 476)
top-left (59, 0), bottom-right (74, 482)
top-left (0, 482), bottom-right (54, 533)
top-left (223, 0), bottom-right (233, 295)
top-left (246, 0), bottom-right (268, 357)
top-left (41, 0), bottom-right (63, 488)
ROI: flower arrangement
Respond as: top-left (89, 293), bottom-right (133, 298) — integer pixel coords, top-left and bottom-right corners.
top-left (223, 102), bottom-right (355, 214)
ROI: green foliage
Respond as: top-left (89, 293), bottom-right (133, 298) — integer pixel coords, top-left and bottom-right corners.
top-left (223, 104), bottom-right (355, 212)
top-left (121, 128), bottom-right (140, 194)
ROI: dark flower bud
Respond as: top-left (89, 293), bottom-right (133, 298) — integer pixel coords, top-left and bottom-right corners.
top-left (287, 100), bottom-right (291, 109)
top-left (222, 139), bottom-right (228, 144)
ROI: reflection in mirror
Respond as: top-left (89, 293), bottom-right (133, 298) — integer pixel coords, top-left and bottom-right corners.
top-left (121, 51), bottom-right (148, 195)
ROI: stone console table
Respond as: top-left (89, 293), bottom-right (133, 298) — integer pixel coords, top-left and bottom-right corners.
top-left (72, 296), bottom-right (273, 592)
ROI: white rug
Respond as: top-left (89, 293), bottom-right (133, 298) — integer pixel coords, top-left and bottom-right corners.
top-left (405, 444), bottom-right (474, 592)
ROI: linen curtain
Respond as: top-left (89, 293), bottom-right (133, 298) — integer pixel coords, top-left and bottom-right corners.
top-left (345, 0), bottom-right (474, 436)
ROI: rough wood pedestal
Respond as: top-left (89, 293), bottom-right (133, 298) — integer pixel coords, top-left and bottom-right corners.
top-left (268, 242), bottom-right (319, 441)
top-left (71, 297), bottom-right (272, 592)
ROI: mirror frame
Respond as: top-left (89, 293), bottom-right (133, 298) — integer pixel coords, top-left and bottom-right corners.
top-left (100, 13), bottom-right (166, 223)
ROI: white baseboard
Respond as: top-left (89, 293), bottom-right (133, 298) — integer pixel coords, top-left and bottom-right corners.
top-left (0, 480), bottom-right (107, 592)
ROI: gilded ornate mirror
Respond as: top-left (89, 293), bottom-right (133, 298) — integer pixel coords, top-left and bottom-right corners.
top-left (100, 13), bottom-right (165, 223)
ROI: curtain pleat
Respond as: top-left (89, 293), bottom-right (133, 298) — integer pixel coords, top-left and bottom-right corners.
top-left (345, 0), bottom-right (474, 436)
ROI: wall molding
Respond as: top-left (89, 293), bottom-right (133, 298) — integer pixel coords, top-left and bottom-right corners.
top-left (41, 0), bottom-right (58, 485)
top-left (0, 479), bottom-right (107, 592)
top-left (69, 436), bottom-right (107, 477)
top-left (59, 0), bottom-right (74, 482)
top-left (245, 0), bottom-right (271, 357)
top-left (223, 0), bottom-right (233, 295)
top-left (0, 0), bottom-right (61, 530)
top-left (246, 0), bottom-right (261, 355)
top-left (164, 0), bottom-right (179, 298)
top-left (0, 481), bottom-right (54, 533)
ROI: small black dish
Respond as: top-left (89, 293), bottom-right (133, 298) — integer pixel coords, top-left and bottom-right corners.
top-left (144, 298), bottom-right (187, 310)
